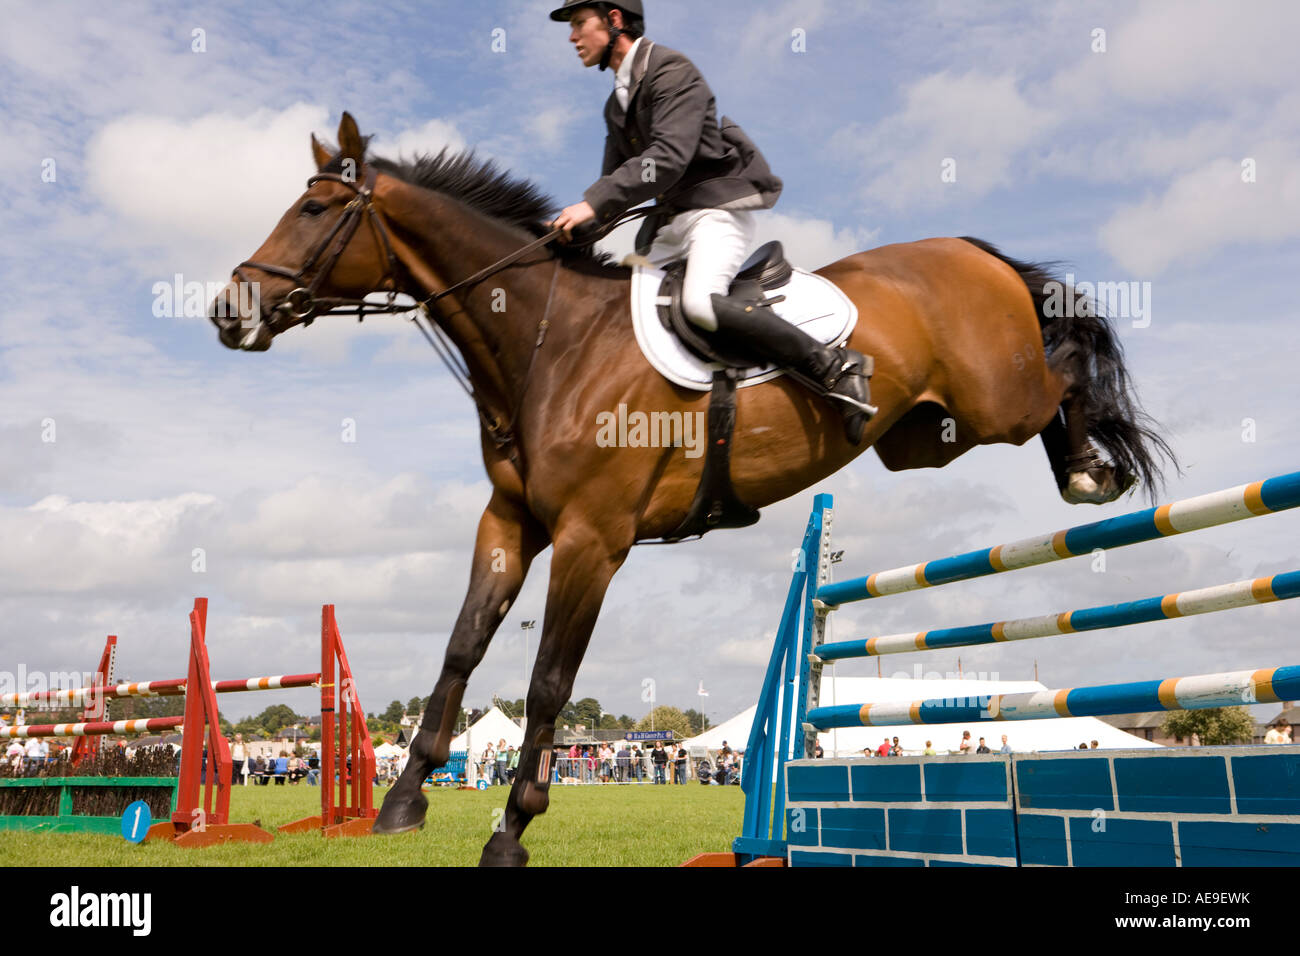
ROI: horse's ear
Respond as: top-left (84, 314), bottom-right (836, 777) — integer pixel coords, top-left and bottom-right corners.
top-left (337, 112), bottom-right (366, 165)
top-left (311, 134), bottom-right (332, 170)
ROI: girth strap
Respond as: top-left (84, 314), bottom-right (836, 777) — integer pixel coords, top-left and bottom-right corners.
top-left (662, 368), bottom-right (760, 542)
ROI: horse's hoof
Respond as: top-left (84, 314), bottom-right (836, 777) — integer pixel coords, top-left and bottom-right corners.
top-left (1062, 467), bottom-right (1136, 505)
top-left (371, 790), bottom-right (428, 835)
top-left (478, 832), bottom-right (529, 867)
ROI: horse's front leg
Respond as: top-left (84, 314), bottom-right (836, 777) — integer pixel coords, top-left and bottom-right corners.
top-left (373, 490), bottom-right (547, 834)
top-left (478, 516), bottom-right (634, 866)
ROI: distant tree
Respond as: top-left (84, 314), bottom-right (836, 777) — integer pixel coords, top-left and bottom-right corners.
top-left (253, 704), bottom-right (303, 737)
top-left (1162, 707), bottom-right (1256, 745)
top-left (572, 697), bottom-right (602, 727)
top-left (114, 695), bottom-right (184, 720)
top-left (617, 714), bottom-right (635, 729)
top-left (683, 709), bottom-right (706, 735)
top-left (635, 706), bottom-right (692, 739)
top-left (406, 697), bottom-right (424, 716)
top-left (496, 698), bottom-right (526, 719)
top-left (382, 700), bottom-right (405, 723)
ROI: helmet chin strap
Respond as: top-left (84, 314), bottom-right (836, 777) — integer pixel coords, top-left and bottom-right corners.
top-left (598, 23), bottom-right (625, 70)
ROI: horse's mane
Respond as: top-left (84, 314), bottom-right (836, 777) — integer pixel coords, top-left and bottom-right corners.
top-left (322, 142), bottom-right (618, 268)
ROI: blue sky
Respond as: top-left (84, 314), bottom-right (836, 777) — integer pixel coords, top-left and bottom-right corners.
top-left (1, 1), bottom-right (1297, 728)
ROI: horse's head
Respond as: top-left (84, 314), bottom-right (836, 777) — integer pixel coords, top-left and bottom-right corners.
top-left (211, 112), bottom-right (399, 351)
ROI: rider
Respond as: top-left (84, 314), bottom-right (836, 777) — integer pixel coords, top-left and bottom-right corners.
top-left (548, 0), bottom-right (872, 443)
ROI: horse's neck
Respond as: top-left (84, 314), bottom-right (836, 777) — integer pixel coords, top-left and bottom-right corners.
top-left (384, 185), bottom-right (553, 410)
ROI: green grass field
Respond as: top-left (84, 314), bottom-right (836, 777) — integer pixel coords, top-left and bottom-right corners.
top-left (0, 781), bottom-right (744, 867)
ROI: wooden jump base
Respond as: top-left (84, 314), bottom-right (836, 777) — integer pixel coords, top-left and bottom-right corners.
top-left (688, 471), bottom-right (1300, 867)
top-left (1, 598), bottom-right (376, 845)
top-left (140, 599), bottom-right (377, 845)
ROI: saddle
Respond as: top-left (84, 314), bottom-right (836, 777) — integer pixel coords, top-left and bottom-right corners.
top-left (655, 241), bottom-right (794, 368)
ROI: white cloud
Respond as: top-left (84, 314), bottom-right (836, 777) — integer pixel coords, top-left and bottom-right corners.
top-left (527, 107), bottom-right (581, 153)
top-left (733, 0), bottom-right (829, 62)
top-left (85, 105), bottom-right (327, 243)
top-left (382, 118), bottom-right (467, 160)
top-left (0, 493), bottom-right (219, 593)
top-left (840, 71), bottom-right (1057, 212)
top-left (1050, 0), bottom-right (1300, 111)
top-left (752, 211), bottom-right (879, 271)
top-left (1098, 148), bottom-right (1300, 274)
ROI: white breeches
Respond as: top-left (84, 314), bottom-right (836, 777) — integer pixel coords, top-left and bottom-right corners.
top-left (646, 208), bottom-right (756, 331)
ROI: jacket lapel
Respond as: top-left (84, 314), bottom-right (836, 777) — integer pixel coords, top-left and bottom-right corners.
top-left (621, 40), bottom-right (654, 124)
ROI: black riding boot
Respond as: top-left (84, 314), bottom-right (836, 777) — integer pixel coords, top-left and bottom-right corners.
top-left (710, 291), bottom-right (874, 444)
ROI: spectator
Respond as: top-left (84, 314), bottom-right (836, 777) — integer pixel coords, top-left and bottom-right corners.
top-left (24, 736), bottom-right (44, 767)
top-left (958, 731), bottom-right (973, 755)
top-left (496, 739), bottom-right (509, 785)
top-left (652, 741), bottom-right (668, 784)
top-left (923, 740), bottom-right (936, 756)
top-left (231, 733), bottom-right (248, 785)
top-left (1089, 740), bottom-right (1099, 749)
top-left (1266, 723), bottom-right (1283, 744)
top-left (890, 736), bottom-right (902, 756)
top-left (508, 746), bottom-right (520, 783)
top-left (617, 742), bottom-right (631, 781)
top-left (1078, 743), bottom-right (1089, 750)
top-left (999, 735), bottom-right (1012, 755)
top-left (814, 744), bottom-right (824, 759)
top-left (675, 744), bottom-right (687, 784)
top-left (975, 737), bottom-right (990, 754)
top-left (876, 737), bottom-right (890, 758)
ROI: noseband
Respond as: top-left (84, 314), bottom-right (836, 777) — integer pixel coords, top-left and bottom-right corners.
top-left (234, 166), bottom-right (408, 328)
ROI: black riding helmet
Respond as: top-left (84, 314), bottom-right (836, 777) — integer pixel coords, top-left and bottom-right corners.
top-left (549, 0), bottom-right (646, 71)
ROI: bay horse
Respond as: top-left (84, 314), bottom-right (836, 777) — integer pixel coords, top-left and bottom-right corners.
top-left (209, 114), bottom-right (1172, 865)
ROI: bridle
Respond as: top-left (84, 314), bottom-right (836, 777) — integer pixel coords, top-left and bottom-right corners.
top-left (234, 166), bottom-right (409, 329)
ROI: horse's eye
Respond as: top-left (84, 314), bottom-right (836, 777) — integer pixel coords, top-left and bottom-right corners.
top-left (301, 200), bottom-right (326, 217)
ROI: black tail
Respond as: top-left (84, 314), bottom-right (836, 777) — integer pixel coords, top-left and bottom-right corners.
top-left (960, 237), bottom-right (1177, 502)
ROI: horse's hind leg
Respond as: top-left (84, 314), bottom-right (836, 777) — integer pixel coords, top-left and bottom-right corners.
top-left (373, 491), bottom-right (547, 834)
top-left (479, 516), bottom-right (633, 866)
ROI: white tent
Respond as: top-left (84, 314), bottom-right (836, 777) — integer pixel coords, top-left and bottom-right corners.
top-left (686, 676), bottom-right (1158, 756)
top-left (446, 706), bottom-right (525, 753)
top-left (683, 705), bottom-right (756, 752)
top-left (374, 741), bottom-right (403, 758)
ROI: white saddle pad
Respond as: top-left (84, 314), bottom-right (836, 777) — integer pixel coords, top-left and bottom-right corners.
top-left (630, 265), bottom-right (859, 390)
